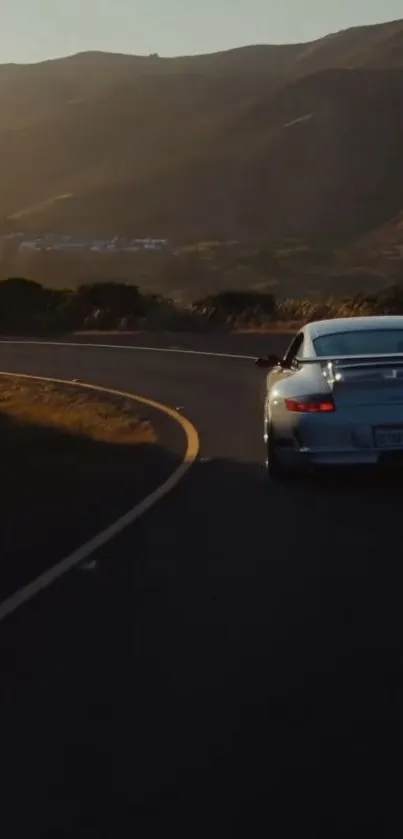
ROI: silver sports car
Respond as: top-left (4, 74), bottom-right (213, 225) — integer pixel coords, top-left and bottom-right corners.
top-left (255, 316), bottom-right (403, 478)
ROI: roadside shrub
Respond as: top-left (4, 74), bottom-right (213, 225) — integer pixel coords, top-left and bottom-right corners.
top-left (193, 290), bottom-right (276, 325)
top-left (0, 278), bottom-right (48, 330)
top-left (274, 285), bottom-right (403, 324)
top-left (75, 282), bottom-right (145, 318)
top-left (373, 284), bottom-right (403, 314)
top-left (1, 277), bottom-right (403, 335)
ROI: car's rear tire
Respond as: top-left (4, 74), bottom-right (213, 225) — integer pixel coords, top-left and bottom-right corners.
top-left (265, 423), bottom-right (289, 481)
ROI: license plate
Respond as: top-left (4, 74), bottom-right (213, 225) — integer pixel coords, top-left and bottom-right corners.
top-left (374, 427), bottom-right (403, 449)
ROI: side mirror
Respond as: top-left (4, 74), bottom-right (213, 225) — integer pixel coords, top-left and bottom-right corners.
top-left (254, 355), bottom-right (281, 369)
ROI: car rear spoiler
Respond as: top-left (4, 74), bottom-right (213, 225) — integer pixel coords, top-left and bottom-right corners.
top-left (296, 354), bottom-right (403, 368)
top-left (255, 353), bottom-right (403, 370)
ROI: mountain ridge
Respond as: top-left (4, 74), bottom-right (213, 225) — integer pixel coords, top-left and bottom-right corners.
top-left (0, 16), bottom-right (402, 296)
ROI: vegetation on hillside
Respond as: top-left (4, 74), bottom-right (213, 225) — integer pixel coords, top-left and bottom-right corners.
top-left (1, 278), bottom-right (403, 334)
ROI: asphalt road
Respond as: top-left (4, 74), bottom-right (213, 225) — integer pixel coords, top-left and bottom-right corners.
top-left (1, 335), bottom-right (402, 837)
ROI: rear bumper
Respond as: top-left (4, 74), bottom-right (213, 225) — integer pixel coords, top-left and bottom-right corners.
top-left (267, 402), bottom-right (403, 469)
top-left (277, 446), bottom-right (403, 469)
top-left (297, 449), bottom-right (379, 467)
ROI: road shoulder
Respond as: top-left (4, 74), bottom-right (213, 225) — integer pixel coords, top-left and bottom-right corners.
top-left (0, 373), bottom-right (194, 606)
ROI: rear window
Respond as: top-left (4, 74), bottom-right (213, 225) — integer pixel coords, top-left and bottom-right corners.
top-left (313, 330), bottom-right (403, 357)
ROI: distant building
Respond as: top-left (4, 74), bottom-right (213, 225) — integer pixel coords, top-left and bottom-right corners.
top-left (1, 232), bottom-right (170, 254)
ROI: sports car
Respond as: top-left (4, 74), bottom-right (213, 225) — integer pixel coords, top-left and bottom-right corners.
top-left (255, 316), bottom-right (403, 478)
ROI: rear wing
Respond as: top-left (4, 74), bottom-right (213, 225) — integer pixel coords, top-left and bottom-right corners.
top-left (296, 354), bottom-right (403, 368)
top-left (295, 354), bottom-right (403, 385)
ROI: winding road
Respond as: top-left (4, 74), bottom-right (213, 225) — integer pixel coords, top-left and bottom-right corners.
top-left (1, 334), bottom-right (400, 837)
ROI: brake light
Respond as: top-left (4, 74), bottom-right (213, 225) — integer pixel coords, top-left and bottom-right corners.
top-left (285, 397), bottom-right (335, 413)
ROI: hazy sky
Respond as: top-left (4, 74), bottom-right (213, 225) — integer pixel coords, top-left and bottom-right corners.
top-left (2, 0), bottom-right (402, 63)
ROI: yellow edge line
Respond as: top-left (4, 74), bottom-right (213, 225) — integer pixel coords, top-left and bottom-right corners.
top-left (0, 371), bottom-right (200, 624)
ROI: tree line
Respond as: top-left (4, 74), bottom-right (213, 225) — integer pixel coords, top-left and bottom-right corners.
top-left (0, 277), bottom-right (402, 334)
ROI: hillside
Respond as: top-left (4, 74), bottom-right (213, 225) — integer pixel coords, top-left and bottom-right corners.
top-left (0, 17), bottom-right (402, 295)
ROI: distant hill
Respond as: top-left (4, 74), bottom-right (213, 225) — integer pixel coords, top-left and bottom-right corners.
top-left (0, 18), bottom-right (402, 278)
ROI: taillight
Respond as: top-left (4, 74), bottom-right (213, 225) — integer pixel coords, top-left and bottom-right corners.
top-left (285, 397), bottom-right (335, 413)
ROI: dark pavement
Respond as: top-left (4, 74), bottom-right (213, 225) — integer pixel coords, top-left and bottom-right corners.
top-left (0, 336), bottom-right (402, 837)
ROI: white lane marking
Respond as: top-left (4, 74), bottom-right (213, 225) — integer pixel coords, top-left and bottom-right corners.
top-left (0, 372), bottom-right (200, 625)
top-left (0, 339), bottom-right (255, 361)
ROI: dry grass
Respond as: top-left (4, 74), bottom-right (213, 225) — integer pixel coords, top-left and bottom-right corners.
top-left (0, 375), bottom-right (162, 597)
top-left (0, 375), bottom-right (155, 445)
